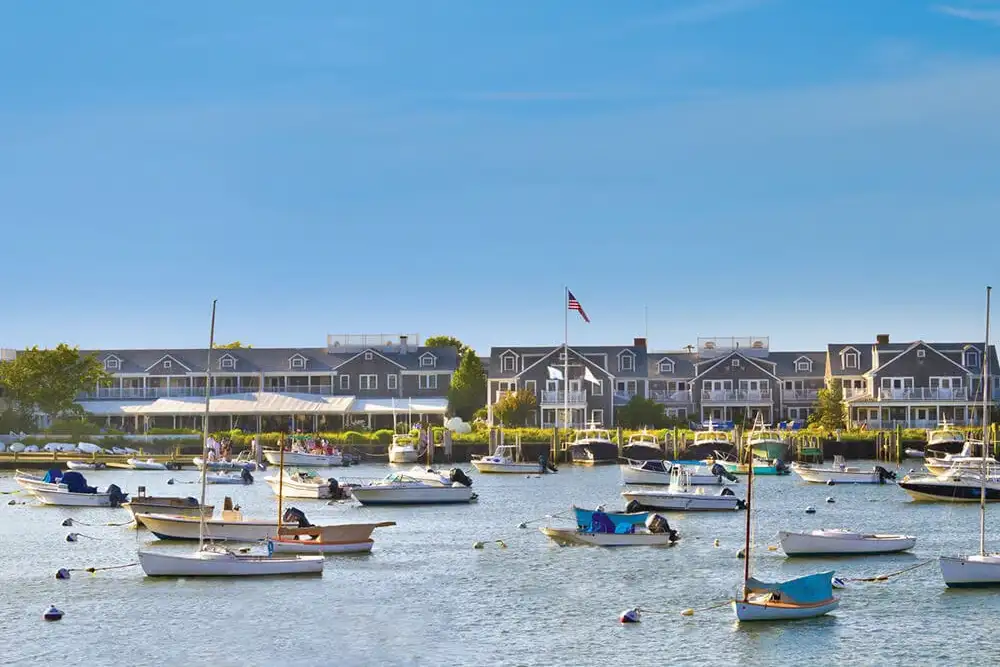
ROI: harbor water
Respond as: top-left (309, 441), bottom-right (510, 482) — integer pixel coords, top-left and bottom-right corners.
top-left (2, 461), bottom-right (999, 666)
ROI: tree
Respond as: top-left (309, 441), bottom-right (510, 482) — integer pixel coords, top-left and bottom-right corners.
top-left (0, 345), bottom-right (111, 423)
top-left (425, 335), bottom-right (470, 355)
top-left (811, 379), bottom-right (846, 430)
top-left (447, 348), bottom-right (487, 420)
top-left (616, 396), bottom-right (669, 429)
top-left (493, 389), bottom-right (537, 427)
top-left (214, 341), bottom-right (251, 349)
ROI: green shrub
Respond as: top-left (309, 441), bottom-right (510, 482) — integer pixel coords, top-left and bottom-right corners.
top-left (372, 429), bottom-right (394, 444)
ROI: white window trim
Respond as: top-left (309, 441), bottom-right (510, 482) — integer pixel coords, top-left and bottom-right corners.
top-left (419, 375), bottom-right (438, 390)
top-left (501, 355), bottom-right (516, 372)
top-left (419, 353), bottom-right (436, 367)
top-left (965, 351), bottom-right (980, 367)
top-left (339, 374), bottom-right (350, 390)
top-left (220, 357), bottom-right (236, 369)
top-left (364, 351), bottom-right (374, 361)
top-left (360, 374), bottom-right (378, 390)
top-left (163, 360), bottom-right (172, 369)
top-left (524, 380), bottom-right (536, 395)
top-left (591, 379), bottom-right (603, 396)
top-left (659, 361), bottom-right (674, 373)
top-left (916, 349), bottom-right (926, 358)
top-left (620, 356), bottom-right (635, 372)
top-left (731, 359), bottom-right (740, 367)
top-left (545, 379), bottom-right (558, 392)
top-left (105, 359), bottom-right (120, 370)
top-left (795, 361), bottom-right (811, 372)
top-left (843, 352), bottom-right (859, 369)
top-left (387, 374), bottom-right (398, 390)
top-left (591, 409), bottom-right (604, 424)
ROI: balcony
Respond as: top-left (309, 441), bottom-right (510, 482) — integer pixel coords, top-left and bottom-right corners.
top-left (843, 388), bottom-right (873, 400)
top-left (613, 390), bottom-right (637, 405)
top-left (878, 387), bottom-right (969, 401)
top-left (782, 389), bottom-right (820, 402)
top-left (701, 389), bottom-right (772, 404)
top-left (77, 385), bottom-right (334, 400)
top-left (650, 390), bottom-right (692, 404)
top-left (540, 390), bottom-right (587, 405)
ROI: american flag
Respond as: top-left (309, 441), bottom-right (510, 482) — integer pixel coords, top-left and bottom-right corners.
top-left (567, 290), bottom-right (590, 323)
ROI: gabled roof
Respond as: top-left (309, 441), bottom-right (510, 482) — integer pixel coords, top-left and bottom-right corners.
top-left (517, 345), bottom-right (615, 378)
top-left (143, 354), bottom-right (192, 373)
top-left (336, 347), bottom-right (406, 370)
top-left (692, 350), bottom-right (781, 382)
top-left (767, 351), bottom-right (826, 377)
top-left (646, 351), bottom-right (698, 378)
top-left (488, 344), bottom-right (647, 378)
top-left (867, 340), bottom-right (972, 377)
top-left (826, 344), bottom-right (874, 376)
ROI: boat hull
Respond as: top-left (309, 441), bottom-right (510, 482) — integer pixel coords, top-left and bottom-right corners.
top-left (268, 538), bottom-right (374, 554)
top-left (539, 526), bottom-right (673, 547)
top-left (779, 531), bottom-right (916, 556)
top-left (387, 448), bottom-right (419, 464)
top-left (125, 501), bottom-right (212, 526)
top-left (940, 555), bottom-right (1000, 587)
top-left (263, 451), bottom-right (343, 467)
top-left (30, 488), bottom-right (114, 507)
top-left (138, 550), bottom-right (323, 577)
top-left (792, 466), bottom-right (888, 484)
top-left (138, 513), bottom-right (279, 541)
top-left (620, 490), bottom-right (743, 511)
top-left (193, 457), bottom-right (256, 471)
top-left (568, 442), bottom-right (619, 465)
top-left (899, 478), bottom-right (1000, 502)
top-left (127, 459), bottom-right (168, 471)
top-left (265, 477), bottom-right (332, 499)
top-left (620, 444), bottom-right (664, 461)
top-left (471, 460), bottom-right (541, 474)
top-left (733, 597), bottom-right (839, 621)
top-left (621, 466), bottom-right (725, 486)
top-left (351, 485), bottom-right (474, 505)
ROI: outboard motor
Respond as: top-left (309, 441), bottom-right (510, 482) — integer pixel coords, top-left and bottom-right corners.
top-left (625, 499), bottom-right (645, 514)
top-left (645, 514), bottom-right (679, 542)
top-left (874, 466), bottom-right (897, 484)
top-left (326, 477), bottom-right (347, 500)
top-left (538, 454), bottom-right (558, 474)
top-left (282, 507), bottom-right (312, 528)
top-left (449, 468), bottom-right (473, 487)
top-left (774, 459), bottom-right (790, 475)
top-left (241, 468), bottom-right (254, 484)
top-left (710, 463), bottom-right (737, 482)
top-left (107, 484), bottom-right (128, 508)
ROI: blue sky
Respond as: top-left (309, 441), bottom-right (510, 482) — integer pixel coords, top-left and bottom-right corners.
top-left (3, 1), bottom-right (1000, 354)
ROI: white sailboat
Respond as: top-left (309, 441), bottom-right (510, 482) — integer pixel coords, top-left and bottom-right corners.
top-left (940, 286), bottom-right (1000, 587)
top-left (779, 529), bottom-right (916, 556)
top-left (138, 301), bottom-right (323, 577)
top-left (733, 445), bottom-right (840, 621)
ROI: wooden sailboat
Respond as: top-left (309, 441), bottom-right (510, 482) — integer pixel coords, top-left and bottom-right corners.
top-left (733, 443), bottom-right (840, 621)
top-left (940, 286), bottom-right (1000, 587)
top-left (137, 301), bottom-right (323, 577)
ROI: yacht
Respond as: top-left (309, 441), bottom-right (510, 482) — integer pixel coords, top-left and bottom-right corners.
top-left (924, 440), bottom-right (997, 476)
top-left (620, 431), bottom-right (664, 461)
top-left (567, 426), bottom-right (619, 465)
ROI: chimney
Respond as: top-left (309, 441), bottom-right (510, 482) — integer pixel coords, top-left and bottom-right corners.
top-left (399, 335), bottom-right (409, 354)
top-left (876, 334), bottom-right (889, 346)
top-left (633, 337), bottom-right (646, 349)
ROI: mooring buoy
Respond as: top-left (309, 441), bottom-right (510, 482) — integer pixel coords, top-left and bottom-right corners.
top-left (43, 606), bottom-right (64, 621)
top-left (619, 608), bottom-right (641, 624)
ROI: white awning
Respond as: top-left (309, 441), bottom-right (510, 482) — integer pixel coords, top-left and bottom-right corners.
top-left (78, 393), bottom-right (355, 416)
top-left (350, 398), bottom-right (448, 415)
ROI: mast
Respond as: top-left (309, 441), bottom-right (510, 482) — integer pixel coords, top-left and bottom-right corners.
top-left (198, 299), bottom-right (218, 550)
top-left (980, 285), bottom-right (992, 556)
top-left (277, 436), bottom-right (285, 532)
top-left (742, 442), bottom-right (753, 600)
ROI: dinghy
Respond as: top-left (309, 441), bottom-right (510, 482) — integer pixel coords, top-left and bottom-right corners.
top-left (66, 461), bottom-right (106, 471)
top-left (266, 508), bottom-right (395, 555)
top-left (24, 470), bottom-right (128, 508)
top-left (620, 466), bottom-right (745, 511)
top-left (125, 458), bottom-right (169, 471)
top-left (206, 469), bottom-right (254, 485)
top-left (540, 511), bottom-right (678, 547)
top-left (791, 456), bottom-right (897, 484)
top-left (124, 489), bottom-right (213, 527)
top-left (779, 529), bottom-right (916, 556)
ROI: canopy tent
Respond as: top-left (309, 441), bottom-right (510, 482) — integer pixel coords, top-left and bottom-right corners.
top-left (77, 393), bottom-right (355, 416)
top-left (349, 398), bottom-right (448, 415)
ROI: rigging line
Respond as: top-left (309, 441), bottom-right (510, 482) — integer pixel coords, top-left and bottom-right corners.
top-left (845, 559), bottom-right (935, 582)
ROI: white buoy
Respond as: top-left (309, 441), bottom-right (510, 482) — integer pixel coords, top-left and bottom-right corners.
top-left (826, 497), bottom-right (835, 503)
top-left (619, 608), bottom-right (641, 623)
top-left (805, 506), bottom-right (817, 514)
top-left (43, 606), bottom-right (64, 621)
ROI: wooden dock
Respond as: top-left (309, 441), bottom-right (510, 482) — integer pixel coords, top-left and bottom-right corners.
top-left (0, 452), bottom-right (191, 470)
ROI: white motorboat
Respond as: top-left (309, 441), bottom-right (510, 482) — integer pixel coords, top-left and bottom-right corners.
top-left (899, 467), bottom-right (1000, 502)
top-left (904, 448), bottom-right (925, 458)
top-left (126, 458), bottom-right (168, 471)
top-left (14, 470), bottom-right (53, 491)
top-left (138, 302), bottom-right (323, 578)
top-left (779, 529), bottom-right (916, 556)
top-left (20, 470), bottom-right (128, 507)
top-left (734, 445), bottom-right (839, 622)
top-left (540, 510), bottom-right (678, 547)
top-left (193, 456), bottom-right (257, 472)
top-left (263, 450), bottom-right (344, 467)
top-left (620, 459), bottom-right (734, 486)
top-left (206, 469), bottom-right (255, 485)
top-left (924, 441), bottom-right (997, 476)
top-left (472, 444), bottom-right (546, 474)
top-left (66, 461), bottom-right (105, 470)
top-left (387, 435), bottom-right (420, 464)
top-left (265, 469), bottom-right (345, 499)
top-left (790, 456), bottom-right (897, 484)
top-left (139, 545), bottom-right (323, 577)
top-left (620, 466), bottom-right (744, 511)
top-left (940, 286), bottom-right (1000, 588)
top-left (351, 472), bottom-right (477, 505)
top-left (30, 486), bottom-right (123, 507)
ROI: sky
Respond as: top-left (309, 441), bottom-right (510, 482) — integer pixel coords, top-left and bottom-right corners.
top-left (2, 0), bottom-right (1000, 355)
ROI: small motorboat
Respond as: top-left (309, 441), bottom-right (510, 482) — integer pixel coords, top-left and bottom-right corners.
top-left (266, 507), bottom-right (395, 554)
top-left (620, 466), bottom-right (745, 511)
top-left (746, 417), bottom-right (789, 461)
top-left (66, 461), bottom-right (106, 471)
top-left (619, 431), bottom-right (664, 461)
top-left (572, 504), bottom-right (649, 529)
top-left (925, 421), bottom-right (968, 458)
top-left (567, 426), bottom-right (619, 465)
top-left (351, 471), bottom-right (477, 506)
top-left (265, 469), bottom-right (349, 500)
top-left (193, 457), bottom-right (257, 472)
top-left (207, 469), bottom-right (255, 485)
top-left (138, 499), bottom-right (279, 541)
top-left (387, 435), bottom-right (420, 464)
top-left (621, 459), bottom-right (735, 486)
top-left (138, 545), bottom-right (323, 577)
top-left (540, 511), bottom-right (678, 547)
top-left (22, 470), bottom-right (128, 507)
top-left (779, 529), bottom-right (916, 556)
top-left (471, 444), bottom-right (554, 474)
top-left (790, 456), bottom-right (897, 484)
top-left (733, 571), bottom-right (840, 621)
top-left (705, 451), bottom-right (790, 476)
top-left (125, 458), bottom-right (169, 471)
top-left (263, 450), bottom-right (344, 467)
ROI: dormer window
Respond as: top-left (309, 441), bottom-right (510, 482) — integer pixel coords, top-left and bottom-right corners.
top-left (220, 356), bottom-right (235, 370)
top-left (658, 360), bottom-right (674, 374)
top-left (419, 353), bottom-right (436, 368)
top-left (620, 356), bottom-right (634, 371)
top-left (500, 352), bottom-right (517, 372)
top-left (364, 352), bottom-right (373, 361)
top-left (104, 357), bottom-right (120, 371)
top-left (796, 360), bottom-right (811, 372)
top-left (843, 351), bottom-right (859, 369)
top-left (291, 357), bottom-right (306, 369)
top-left (965, 349), bottom-right (980, 368)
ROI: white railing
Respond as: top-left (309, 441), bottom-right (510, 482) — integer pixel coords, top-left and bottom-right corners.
top-left (855, 418), bottom-right (968, 429)
top-left (878, 387), bottom-right (969, 401)
top-left (650, 390), bottom-right (692, 403)
top-left (613, 390), bottom-right (637, 402)
top-left (782, 389), bottom-right (820, 401)
top-left (701, 389), bottom-right (772, 402)
top-left (540, 390), bottom-right (587, 404)
top-left (77, 385), bottom-right (335, 400)
top-left (843, 388), bottom-right (873, 400)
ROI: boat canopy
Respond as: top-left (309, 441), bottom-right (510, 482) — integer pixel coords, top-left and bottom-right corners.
top-left (746, 571), bottom-right (835, 605)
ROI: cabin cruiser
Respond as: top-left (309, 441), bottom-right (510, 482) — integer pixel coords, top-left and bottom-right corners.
top-left (924, 421), bottom-right (968, 458)
top-left (686, 422), bottom-right (735, 459)
top-left (351, 470), bottom-right (477, 505)
top-left (387, 434), bottom-right (420, 464)
top-left (567, 427), bottom-right (618, 465)
top-left (923, 440), bottom-right (997, 476)
top-left (899, 466), bottom-right (1000, 502)
top-left (620, 466), bottom-right (745, 511)
top-left (621, 459), bottom-right (736, 486)
top-left (790, 456), bottom-right (897, 484)
top-left (746, 426), bottom-right (788, 461)
top-left (620, 431), bottom-right (663, 461)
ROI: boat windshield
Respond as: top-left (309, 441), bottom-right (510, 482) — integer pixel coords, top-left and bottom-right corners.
top-left (628, 433), bottom-right (659, 445)
top-left (577, 429), bottom-right (612, 441)
top-left (748, 430), bottom-right (783, 442)
top-left (694, 431), bottom-right (732, 444)
top-left (930, 430), bottom-right (965, 445)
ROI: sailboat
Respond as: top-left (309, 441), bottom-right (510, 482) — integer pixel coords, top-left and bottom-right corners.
top-left (137, 301), bottom-right (323, 577)
top-left (733, 443), bottom-right (840, 621)
top-left (940, 286), bottom-right (1000, 587)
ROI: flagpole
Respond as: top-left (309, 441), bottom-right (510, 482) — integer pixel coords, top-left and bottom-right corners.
top-left (564, 286), bottom-right (570, 433)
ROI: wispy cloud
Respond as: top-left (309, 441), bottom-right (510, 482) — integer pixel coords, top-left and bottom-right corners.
top-left (642, 0), bottom-right (770, 27)
top-left (933, 4), bottom-right (1000, 26)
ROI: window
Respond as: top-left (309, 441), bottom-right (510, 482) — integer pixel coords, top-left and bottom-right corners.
top-left (591, 409), bottom-right (604, 425)
top-left (220, 357), bottom-right (235, 369)
top-left (105, 358), bottom-right (120, 371)
top-left (731, 359), bottom-right (740, 367)
top-left (364, 352), bottom-right (373, 361)
top-left (419, 375), bottom-right (438, 390)
top-left (545, 379), bottom-right (558, 392)
top-left (916, 349), bottom-right (926, 359)
top-left (965, 350), bottom-right (980, 368)
top-left (619, 354), bottom-right (634, 371)
top-left (659, 360), bottom-right (674, 373)
top-left (387, 375), bottom-right (398, 390)
top-left (524, 380), bottom-right (536, 395)
top-left (501, 355), bottom-right (516, 372)
top-left (290, 356), bottom-right (306, 369)
top-left (163, 360), bottom-right (172, 370)
top-left (339, 374), bottom-right (350, 390)
top-left (420, 354), bottom-right (436, 368)
top-left (591, 379), bottom-right (603, 396)
top-left (796, 360), bottom-right (811, 372)
top-left (843, 352), bottom-right (859, 368)
top-left (360, 374), bottom-right (377, 390)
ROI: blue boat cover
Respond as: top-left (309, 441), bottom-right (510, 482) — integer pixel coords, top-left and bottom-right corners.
top-left (574, 507), bottom-right (648, 530)
top-left (746, 571), bottom-right (835, 604)
top-left (589, 511), bottom-right (616, 533)
top-left (60, 471), bottom-right (97, 494)
top-left (43, 469), bottom-right (63, 483)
